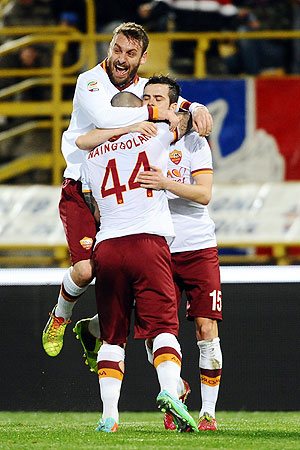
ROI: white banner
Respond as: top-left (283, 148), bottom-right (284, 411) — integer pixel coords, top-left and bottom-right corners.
top-left (0, 185), bottom-right (66, 246)
top-left (210, 182), bottom-right (300, 244)
top-left (1, 265), bottom-right (300, 285)
top-left (1, 183), bottom-right (300, 246)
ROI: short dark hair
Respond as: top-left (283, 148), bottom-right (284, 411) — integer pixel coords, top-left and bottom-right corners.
top-left (113, 22), bottom-right (149, 54)
top-left (144, 75), bottom-right (181, 104)
top-left (111, 92), bottom-right (142, 107)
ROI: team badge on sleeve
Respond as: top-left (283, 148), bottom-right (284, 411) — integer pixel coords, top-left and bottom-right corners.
top-left (169, 150), bottom-right (182, 165)
top-left (80, 236), bottom-right (93, 249)
top-left (87, 80), bottom-right (99, 92)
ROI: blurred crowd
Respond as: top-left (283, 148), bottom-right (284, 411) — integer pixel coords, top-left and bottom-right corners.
top-left (1, 0), bottom-right (299, 81)
top-left (0, 0), bottom-right (300, 183)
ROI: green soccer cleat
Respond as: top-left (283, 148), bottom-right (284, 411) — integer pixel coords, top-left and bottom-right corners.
top-left (73, 318), bottom-right (101, 373)
top-left (157, 390), bottom-right (198, 433)
top-left (96, 417), bottom-right (118, 433)
top-left (42, 305), bottom-right (71, 357)
top-left (164, 379), bottom-right (191, 430)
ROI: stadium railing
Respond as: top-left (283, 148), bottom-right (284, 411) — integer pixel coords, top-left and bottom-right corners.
top-left (2, 26), bottom-right (300, 185)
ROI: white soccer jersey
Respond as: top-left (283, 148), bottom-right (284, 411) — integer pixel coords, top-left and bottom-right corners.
top-left (62, 60), bottom-right (202, 181)
top-left (167, 131), bottom-right (217, 252)
top-left (62, 61), bottom-right (150, 180)
top-left (81, 123), bottom-right (178, 245)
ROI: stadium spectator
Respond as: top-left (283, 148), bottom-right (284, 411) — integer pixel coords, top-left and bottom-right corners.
top-left (0, 0), bottom-right (55, 182)
top-left (224, 0), bottom-right (293, 75)
top-left (51, 0), bottom-right (86, 71)
top-left (51, 0), bottom-right (86, 33)
top-left (95, 1), bottom-right (155, 61)
top-left (0, 45), bottom-right (52, 183)
top-left (137, 1), bottom-right (170, 31)
top-left (138, 0), bottom-right (238, 74)
top-left (1, 0), bottom-right (55, 28)
top-left (0, 0), bottom-right (54, 80)
top-left (41, 22), bottom-right (213, 363)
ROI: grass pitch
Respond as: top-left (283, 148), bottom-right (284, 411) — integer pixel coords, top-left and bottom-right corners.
top-left (0, 411), bottom-right (299, 449)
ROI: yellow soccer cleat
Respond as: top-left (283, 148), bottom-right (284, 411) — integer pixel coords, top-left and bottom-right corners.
top-left (42, 305), bottom-right (71, 356)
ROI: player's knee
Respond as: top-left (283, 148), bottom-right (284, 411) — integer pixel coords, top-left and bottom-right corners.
top-left (72, 260), bottom-right (94, 286)
top-left (196, 318), bottom-right (218, 340)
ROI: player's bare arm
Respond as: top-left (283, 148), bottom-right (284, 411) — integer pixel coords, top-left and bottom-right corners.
top-left (154, 102), bottom-right (212, 135)
top-left (176, 112), bottom-right (193, 138)
top-left (137, 168), bottom-right (213, 205)
top-left (83, 191), bottom-right (100, 223)
top-left (76, 122), bottom-right (158, 150)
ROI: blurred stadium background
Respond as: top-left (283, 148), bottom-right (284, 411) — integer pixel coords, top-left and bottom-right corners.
top-left (0, 0), bottom-right (300, 413)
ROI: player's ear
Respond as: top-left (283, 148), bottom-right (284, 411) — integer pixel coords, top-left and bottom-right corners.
top-left (140, 51), bottom-right (148, 66)
top-left (170, 102), bottom-right (177, 111)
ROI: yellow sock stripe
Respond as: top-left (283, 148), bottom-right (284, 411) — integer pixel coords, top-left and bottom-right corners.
top-left (98, 368), bottom-right (124, 381)
top-left (153, 353), bottom-right (181, 369)
top-left (200, 374), bottom-right (221, 387)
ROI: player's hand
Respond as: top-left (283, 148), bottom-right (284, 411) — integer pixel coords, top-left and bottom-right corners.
top-left (165, 110), bottom-right (180, 132)
top-left (128, 121), bottom-right (158, 137)
top-left (192, 106), bottom-right (213, 136)
top-left (136, 166), bottom-right (167, 190)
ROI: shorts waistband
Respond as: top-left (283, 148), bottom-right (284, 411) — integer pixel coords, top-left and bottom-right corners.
top-left (102, 233), bottom-right (166, 243)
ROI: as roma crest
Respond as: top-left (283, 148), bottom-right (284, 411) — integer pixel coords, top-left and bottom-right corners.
top-left (169, 150), bottom-right (182, 165)
top-left (80, 236), bottom-right (93, 250)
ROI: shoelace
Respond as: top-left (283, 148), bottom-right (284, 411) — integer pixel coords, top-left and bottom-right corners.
top-left (199, 413), bottom-right (213, 422)
top-left (179, 384), bottom-right (191, 403)
top-left (48, 313), bottom-right (71, 340)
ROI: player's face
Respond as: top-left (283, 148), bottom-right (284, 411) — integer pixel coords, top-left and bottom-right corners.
top-left (107, 33), bottom-right (147, 87)
top-left (142, 84), bottom-right (176, 113)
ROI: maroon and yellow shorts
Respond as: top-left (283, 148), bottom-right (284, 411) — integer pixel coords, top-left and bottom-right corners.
top-left (93, 233), bottom-right (179, 344)
top-left (171, 247), bottom-right (222, 321)
top-left (59, 178), bottom-right (97, 265)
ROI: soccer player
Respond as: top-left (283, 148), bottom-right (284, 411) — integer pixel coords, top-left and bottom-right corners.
top-left (42, 22), bottom-right (213, 357)
top-left (80, 81), bottom-right (197, 433)
top-left (75, 76), bottom-right (222, 432)
top-left (137, 133), bottom-right (222, 432)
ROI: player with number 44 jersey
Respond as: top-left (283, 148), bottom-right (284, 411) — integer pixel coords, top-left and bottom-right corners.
top-left (79, 82), bottom-right (199, 433)
top-left (81, 122), bottom-right (178, 245)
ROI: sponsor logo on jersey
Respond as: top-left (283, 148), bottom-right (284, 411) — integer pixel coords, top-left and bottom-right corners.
top-left (87, 80), bottom-right (99, 91)
top-left (168, 168), bottom-right (181, 178)
top-left (80, 236), bottom-right (93, 249)
top-left (169, 150), bottom-right (182, 165)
